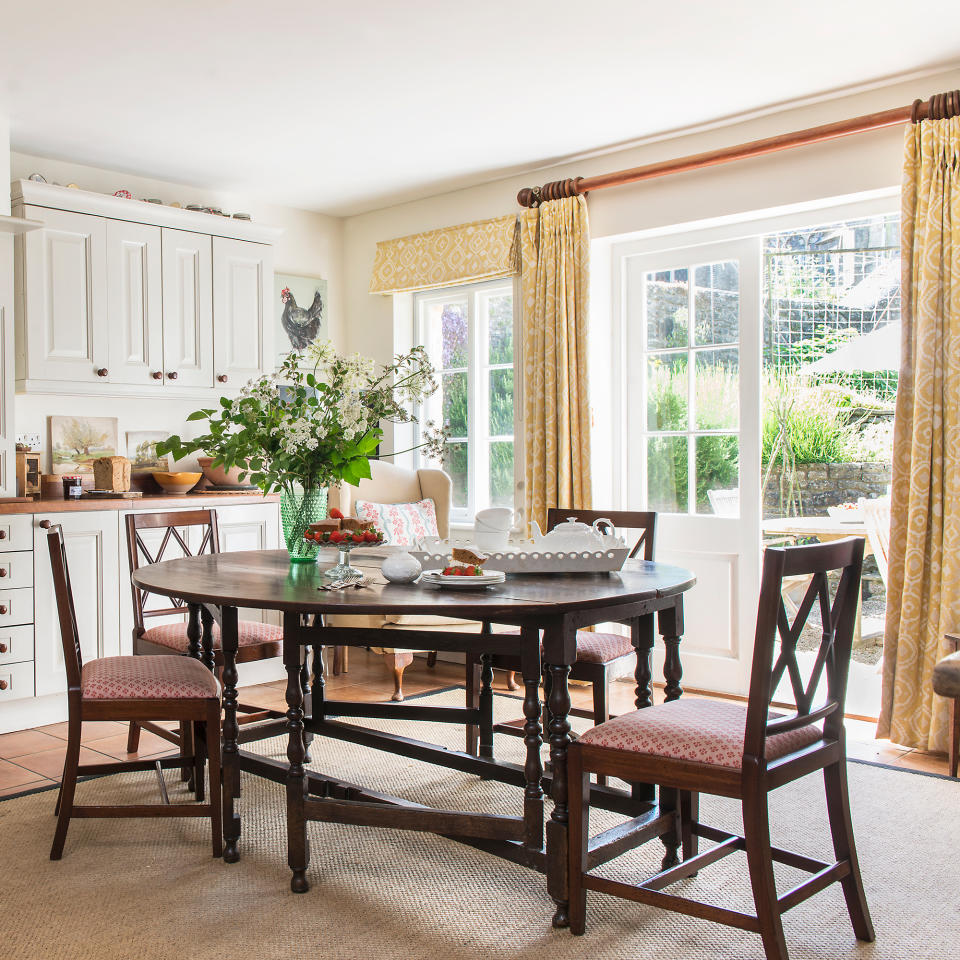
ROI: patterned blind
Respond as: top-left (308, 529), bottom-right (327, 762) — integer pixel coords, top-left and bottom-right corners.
top-left (369, 215), bottom-right (518, 294)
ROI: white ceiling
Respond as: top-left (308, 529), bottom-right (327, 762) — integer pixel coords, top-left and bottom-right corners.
top-left (2, 1), bottom-right (958, 217)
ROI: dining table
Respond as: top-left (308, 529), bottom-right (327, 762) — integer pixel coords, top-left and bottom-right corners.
top-left (131, 549), bottom-right (696, 927)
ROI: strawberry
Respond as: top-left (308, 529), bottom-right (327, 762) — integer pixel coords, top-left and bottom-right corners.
top-left (329, 531), bottom-right (343, 543)
top-left (352, 533), bottom-right (364, 543)
top-left (465, 565), bottom-right (476, 576)
top-left (363, 530), bottom-right (378, 542)
top-left (328, 508), bottom-right (344, 520)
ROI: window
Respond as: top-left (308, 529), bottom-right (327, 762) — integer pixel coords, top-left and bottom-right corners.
top-left (415, 279), bottom-right (516, 523)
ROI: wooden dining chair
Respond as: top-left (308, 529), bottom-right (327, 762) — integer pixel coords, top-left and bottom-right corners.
top-left (125, 509), bottom-right (287, 761)
top-left (466, 508), bottom-right (656, 775)
top-left (567, 537), bottom-right (873, 960)
top-left (46, 525), bottom-right (222, 860)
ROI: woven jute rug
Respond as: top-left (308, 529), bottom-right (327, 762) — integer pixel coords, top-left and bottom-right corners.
top-left (0, 689), bottom-right (955, 960)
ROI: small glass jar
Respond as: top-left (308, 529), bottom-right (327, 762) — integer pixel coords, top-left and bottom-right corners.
top-left (62, 476), bottom-right (83, 499)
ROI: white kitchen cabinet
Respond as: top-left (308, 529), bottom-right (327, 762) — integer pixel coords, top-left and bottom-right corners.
top-left (15, 206), bottom-right (108, 388)
top-left (106, 220), bottom-right (164, 386)
top-left (33, 512), bottom-right (120, 697)
top-left (213, 237), bottom-right (273, 386)
top-left (162, 228), bottom-right (214, 389)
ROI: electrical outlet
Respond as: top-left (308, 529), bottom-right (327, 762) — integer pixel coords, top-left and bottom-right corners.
top-left (16, 433), bottom-right (42, 451)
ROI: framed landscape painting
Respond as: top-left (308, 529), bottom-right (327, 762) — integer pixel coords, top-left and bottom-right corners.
top-left (126, 431), bottom-right (168, 472)
top-left (50, 416), bottom-right (119, 475)
top-left (275, 272), bottom-right (327, 366)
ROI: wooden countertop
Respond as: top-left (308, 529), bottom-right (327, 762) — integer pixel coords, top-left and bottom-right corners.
top-left (0, 491), bottom-right (280, 515)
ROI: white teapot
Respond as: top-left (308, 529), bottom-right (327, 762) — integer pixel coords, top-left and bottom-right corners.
top-left (531, 516), bottom-right (616, 553)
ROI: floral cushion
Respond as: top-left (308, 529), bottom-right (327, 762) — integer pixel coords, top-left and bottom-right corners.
top-left (82, 655), bottom-right (219, 701)
top-left (142, 619), bottom-right (283, 653)
top-left (354, 497), bottom-right (439, 546)
top-left (501, 629), bottom-right (635, 665)
top-left (576, 697), bottom-right (822, 769)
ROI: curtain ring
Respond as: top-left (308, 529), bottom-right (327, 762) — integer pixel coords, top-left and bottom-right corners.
top-left (911, 98), bottom-right (924, 124)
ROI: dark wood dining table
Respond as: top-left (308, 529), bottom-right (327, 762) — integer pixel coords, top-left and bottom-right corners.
top-left (131, 549), bottom-right (695, 927)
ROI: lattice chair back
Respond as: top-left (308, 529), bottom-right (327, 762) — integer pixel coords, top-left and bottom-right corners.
top-left (744, 537), bottom-right (864, 761)
top-left (125, 509), bottom-right (221, 636)
top-left (46, 525), bottom-right (84, 691)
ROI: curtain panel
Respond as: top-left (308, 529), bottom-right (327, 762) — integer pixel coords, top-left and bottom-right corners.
top-left (369, 215), bottom-right (518, 295)
top-left (518, 195), bottom-right (592, 534)
top-left (878, 117), bottom-right (960, 752)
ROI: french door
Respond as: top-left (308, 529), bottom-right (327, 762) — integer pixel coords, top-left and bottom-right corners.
top-left (622, 237), bottom-right (762, 695)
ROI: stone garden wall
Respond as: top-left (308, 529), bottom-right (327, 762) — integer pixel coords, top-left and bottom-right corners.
top-left (762, 461), bottom-right (891, 519)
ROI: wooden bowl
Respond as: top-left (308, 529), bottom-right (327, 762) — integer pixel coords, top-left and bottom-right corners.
top-left (153, 471), bottom-right (202, 495)
top-left (197, 456), bottom-right (248, 487)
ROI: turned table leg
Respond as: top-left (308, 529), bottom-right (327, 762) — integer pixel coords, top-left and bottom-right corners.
top-left (284, 611), bottom-right (310, 893)
top-left (520, 626), bottom-right (543, 850)
top-left (545, 655), bottom-right (573, 928)
top-left (220, 606), bottom-right (242, 863)
top-left (631, 614), bottom-right (656, 804)
top-left (657, 599), bottom-right (685, 867)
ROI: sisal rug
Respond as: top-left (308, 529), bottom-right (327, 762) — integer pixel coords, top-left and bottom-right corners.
top-left (0, 688), bottom-right (955, 960)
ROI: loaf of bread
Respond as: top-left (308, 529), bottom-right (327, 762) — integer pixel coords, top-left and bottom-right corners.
top-left (93, 456), bottom-right (131, 492)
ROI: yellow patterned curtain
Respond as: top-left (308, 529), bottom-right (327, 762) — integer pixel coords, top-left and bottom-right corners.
top-left (878, 117), bottom-right (960, 751)
top-left (518, 195), bottom-right (592, 534)
top-left (369, 215), bottom-right (517, 294)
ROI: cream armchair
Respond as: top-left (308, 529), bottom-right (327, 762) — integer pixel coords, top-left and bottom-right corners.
top-left (327, 460), bottom-right (452, 701)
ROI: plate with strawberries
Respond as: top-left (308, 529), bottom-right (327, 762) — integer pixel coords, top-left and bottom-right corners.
top-left (421, 548), bottom-right (505, 589)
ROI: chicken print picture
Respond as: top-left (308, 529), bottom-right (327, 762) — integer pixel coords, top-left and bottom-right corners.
top-left (275, 273), bottom-right (328, 363)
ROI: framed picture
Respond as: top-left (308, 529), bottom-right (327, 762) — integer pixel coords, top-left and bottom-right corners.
top-left (50, 416), bottom-right (119, 475)
top-left (126, 431), bottom-right (169, 472)
top-left (275, 272), bottom-right (327, 365)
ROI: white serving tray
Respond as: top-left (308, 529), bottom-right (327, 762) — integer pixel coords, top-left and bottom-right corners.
top-left (410, 540), bottom-right (630, 573)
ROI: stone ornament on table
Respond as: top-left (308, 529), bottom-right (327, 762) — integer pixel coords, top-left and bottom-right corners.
top-left (381, 551), bottom-right (422, 584)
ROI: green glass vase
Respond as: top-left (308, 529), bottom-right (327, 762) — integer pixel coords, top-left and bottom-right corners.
top-left (280, 486), bottom-right (329, 563)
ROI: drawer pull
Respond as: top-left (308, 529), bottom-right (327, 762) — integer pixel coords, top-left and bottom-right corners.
top-left (39, 520), bottom-right (51, 529)
top-left (217, 374), bottom-right (228, 383)
top-left (97, 367), bottom-right (109, 377)
top-left (0, 568), bottom-right (6, 577)
top-left (167, 371), bottom-right (179, 380)
top-left (0, 643), bottom-right (6, 653)
top-left (0, 606), bottom-right (7, 615)
top-left (0, 679), bottom-right (7, 691)
top-left (152, 371), bottom-right (163, 380)
top-left (0, 530), bottom-right (6, 540)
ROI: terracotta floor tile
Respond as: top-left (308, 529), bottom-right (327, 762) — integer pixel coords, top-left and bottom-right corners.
top-left (0, 758), bottom-right (50, 791)
top-left (86, 731), bottom-right (178, 760)
top-left (11, 745), bottom-right (109, 781)
top-left (0, 729), bottom-right (64, 759)
top-left (0, 778), bottom-right (53, 798)
top-left (38, 720), bottom-right (125, 743)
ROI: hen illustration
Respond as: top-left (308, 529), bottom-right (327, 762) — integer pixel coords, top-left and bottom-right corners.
top-left (280, 286), bottom-right (324, 351)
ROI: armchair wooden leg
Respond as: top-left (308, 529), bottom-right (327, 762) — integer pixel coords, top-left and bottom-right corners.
top-left (126, 721), bottom-right (141, 754)
top-left (505, 670), bottom-right (518, 691)
top-left (192, 720), bottom-right (206, 803)
top-left (180, 722), bottom-right (193, 786)
top-left (567, 747), bottom-right (590, 936)
top-left (742, 786), bottom-right (789, 960)
top-left (950, 698), bottom-right (960, 779)
top-left (50, 714), bottom-right (81, 860)
top-left (384, 652), bottom-right (413, 702)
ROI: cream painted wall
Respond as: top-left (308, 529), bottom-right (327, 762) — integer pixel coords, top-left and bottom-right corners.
top-left (0, 118), bottom-right (9, 215)
top-left (9, 151), bottom-right (345, 470)
top-left (343, 68), bottom-right (960, 461)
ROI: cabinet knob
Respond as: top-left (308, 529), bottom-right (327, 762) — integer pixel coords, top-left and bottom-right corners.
top-left (217, 374), bottom-right (228, 383)
top-left (0, 643), bottom-right (7, 654)
top-left (0, 679), bottom-right (7, 691)
top-left (0, 568), bottom-right (7, 577)
top-left (152, 371), bottom-right (163, 380)
top-left (0, 606), bottom-right (8, 616)
top-left (96, 367), bottom-right (109, 377)
top-left (0, 530), bottom-right (6, 540)
top-left (39, 520), bottom-right (51, 529)
top-left (167, 371), bottom-right (179, 380)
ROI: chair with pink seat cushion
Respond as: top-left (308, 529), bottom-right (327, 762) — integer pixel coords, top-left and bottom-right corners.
top-left (566, 537), bottom-right (873, 960)
top-left (46, 525), bottom-right (222, 861)
top-left (465, 509), bottom-right (656, 782)
top-left (125, 509), bottom-right (287, 760)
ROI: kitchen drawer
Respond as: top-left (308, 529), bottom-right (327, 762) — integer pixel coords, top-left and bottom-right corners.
top-left (0, 516), bottom-right (32, 553)
top-left (0, 551), bottom-right (34, 589)
top-left (0, 625), bottom-right (33, 665)
top-left (0, 588), bottom-right (34, 627)
top-left (0, 660), bottom-right (34, 702)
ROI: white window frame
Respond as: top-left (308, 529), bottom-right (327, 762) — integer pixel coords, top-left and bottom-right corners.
top-left (413, 277), bottom-right (519, 525)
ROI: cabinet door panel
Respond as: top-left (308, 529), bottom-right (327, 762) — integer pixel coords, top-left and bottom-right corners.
top-left (107, 221), bottom-right (163, 386)
top-left (162, 229), bottom-right (213, 388)
top-left (22, 207), bottom-right (107, 383)
top-left (213, 238), bottom-right (272, 384)
top-left (34, 513), bottom-right (120, 697)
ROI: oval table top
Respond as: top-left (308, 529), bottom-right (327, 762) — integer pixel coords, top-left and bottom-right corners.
top-left (132, 549), bottom-right (696, 617)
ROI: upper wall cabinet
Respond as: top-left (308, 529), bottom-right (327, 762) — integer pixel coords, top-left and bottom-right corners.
top-left (11, 180), bottom-right (281, 397)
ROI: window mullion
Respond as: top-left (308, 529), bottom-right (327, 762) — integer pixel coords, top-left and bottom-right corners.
top-left (473, 290), bottom-right (490, 514)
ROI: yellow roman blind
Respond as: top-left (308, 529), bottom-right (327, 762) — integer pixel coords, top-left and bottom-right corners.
top-left (369, 215), bottom-right (518, 295)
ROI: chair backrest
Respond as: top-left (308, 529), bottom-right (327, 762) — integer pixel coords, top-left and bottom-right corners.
top-left (329, 460), bottom-right (453, 538)
top-left (858, 495), bottom-right (890, 587)
top-left (707, 488), bottom-right (739, 518)
top-left (744, 537), bottom-right (864, 761)
top-left (46, 525), bottom-right (83, 691)
top-left (545, 508), bottom-right (656, 561)
top-left (125, 509), bottom-right (221, 636)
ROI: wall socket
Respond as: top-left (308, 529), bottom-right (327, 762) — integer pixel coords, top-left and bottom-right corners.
top-left (15, 433), bottom-right (42, 451)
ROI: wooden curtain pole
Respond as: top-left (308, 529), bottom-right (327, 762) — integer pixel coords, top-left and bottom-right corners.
top-left (517, 91), bottom-right (960, 208)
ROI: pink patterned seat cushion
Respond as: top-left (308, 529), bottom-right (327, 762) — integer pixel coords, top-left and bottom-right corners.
top-left (501, 630), bottom-right (635, 665)
top-left (82, 655), bottom-right (219, 701)
top-left (354, 497), bottom-right (439, 546)
top-left (577, 697), bottom-right (822, 769)
top-left (141, 619), bottom-right (283, 652)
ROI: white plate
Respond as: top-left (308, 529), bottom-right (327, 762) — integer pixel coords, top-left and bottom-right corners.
top-left (422, 569), bottom-right (506, 588)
